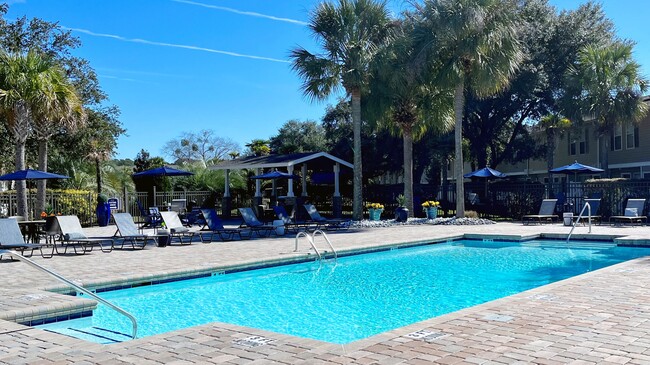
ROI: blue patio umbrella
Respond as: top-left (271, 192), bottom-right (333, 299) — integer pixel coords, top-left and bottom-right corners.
top-left (463, 167), bottom-right (507, 179)
top-left (0, 169), bottom-right (69, 181)
top-left (132, 166), bottom-right (194, 177)
top-left (250, 171), bottom-right (300, 179)
top-left (549, 161), bottom-right (604, 175)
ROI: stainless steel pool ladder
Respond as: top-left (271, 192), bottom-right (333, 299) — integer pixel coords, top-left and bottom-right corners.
top-left (0, 249), bottom-right (138, 339)
top-left (294, 230), bottom-right (337, 260)
top-left (566, 201), bottom-right (592, 243)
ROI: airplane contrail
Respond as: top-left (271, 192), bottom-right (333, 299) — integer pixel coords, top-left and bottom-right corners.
top-left (172, 0), bottom-right (309, 26)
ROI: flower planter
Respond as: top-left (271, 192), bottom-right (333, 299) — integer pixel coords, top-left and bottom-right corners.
top-left (96, 202), bottom-right (111, 227)
top-left (426, 207), bottom-right (438, 219)
top-left (368, 208), bottom-right (383, 221)
top-left (395, 207), bottom-right (409, 222)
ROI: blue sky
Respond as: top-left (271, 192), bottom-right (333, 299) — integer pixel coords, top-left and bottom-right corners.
top-left (5, 0), bottom-right (649, 160)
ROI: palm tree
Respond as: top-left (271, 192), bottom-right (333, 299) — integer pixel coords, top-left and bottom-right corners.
top-left (32, 71), bottom-right (84, 213)
top-left (414, 0), bottom-right (522, 217)
top-left (563, 41), bottom-right (648, 175)
top-left (0, 51), bottom-right (76, 218)
top-left (290, 0), bottom-right (393, 220)
top-left (367, 17), bottom-right (453, 216)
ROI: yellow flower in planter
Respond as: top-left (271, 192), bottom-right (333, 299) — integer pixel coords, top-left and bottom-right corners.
top-left (421, 200), bottom-right (440, 208)
top-left (368, 203), bottom-right (384, 210)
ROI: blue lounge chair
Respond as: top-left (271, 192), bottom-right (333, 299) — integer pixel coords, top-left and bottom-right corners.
top-left (522, 199), bottom-right (559, 225)
top-left (303, 204), bottom-right (350, 230)
top-left (238, 208), bottom-right (276, 237)
top-left (272, 205), bottom-right (314, 233)
top-left (200, 208), bottom-right (251, 241)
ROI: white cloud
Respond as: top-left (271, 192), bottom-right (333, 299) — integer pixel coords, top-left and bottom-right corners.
top-left (65, 27), bottom-right (290, 64)
top-left (172, 0), bottom-right (308, 26)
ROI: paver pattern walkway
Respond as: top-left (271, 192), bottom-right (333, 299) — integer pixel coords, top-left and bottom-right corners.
top-left (0, 221), bottom-right (649, 364)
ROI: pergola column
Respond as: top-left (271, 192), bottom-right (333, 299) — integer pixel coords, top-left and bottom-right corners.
top-left (221, 169), bottom-right (232, 218)
top-left (255, 168), bottom-right (262, 197)
top-left (333, 163), bottom-right (342, 218)
top-left (287, 165), bottom-right (295, 197)
top-left (301, 164), bottom-right (308, 197)
top-left (253, 168), bottom-right (263, 217)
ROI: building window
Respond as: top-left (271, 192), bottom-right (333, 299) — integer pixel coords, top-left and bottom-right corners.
top-left (569, 129), bottom-right (588, 155)
top-left (613, 125), bottom-right (623, 151)
top-left (626, 123), bottom-right (639, 149)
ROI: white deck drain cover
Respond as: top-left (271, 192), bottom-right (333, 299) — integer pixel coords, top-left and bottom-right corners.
top-left (233, 336), bottom-right (273, 348)
top-left (527, 293), bottom-right (559, 301)
top-left (482, 314), bottom-right (514, 322)
top-left (404, 330), bottom-right (449, 342)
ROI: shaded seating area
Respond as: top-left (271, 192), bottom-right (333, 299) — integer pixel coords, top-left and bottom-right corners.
top-left (200, 208), bottom-right (252, 241)
top-left (160, 211), bottom-right (199, 244)
top-left (303, 204), bottom-right (350, 230)
top-left (0, 218), bottom-right (53, 259)
top-left (56, 216), bottom-right (114, 255)
top-left (112, 213), bottom-right (155, 249)
top-left (238, 208), bottom-right (276, 237)
top-left (609, 198), bottom-right (647, 226)
top-left (522, 199), bottom-right (559, 225)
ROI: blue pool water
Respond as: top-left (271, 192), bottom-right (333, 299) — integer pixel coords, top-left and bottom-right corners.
top-left (38, 240), bottom-right (650, 344)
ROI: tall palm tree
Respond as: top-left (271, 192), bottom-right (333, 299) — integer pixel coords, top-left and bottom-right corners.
top-left (367, 17), bottom-right (453, 216)
top-left (563, 42), bottom-right (648, 175)
top-left (0, 51), bottom-right (75, 218)
top-left (32, 71), bottom-right (84, 213)
top-left (290, 0), bottom-right (393, 220)
top-left (414, 0), bottom-right (522, 217)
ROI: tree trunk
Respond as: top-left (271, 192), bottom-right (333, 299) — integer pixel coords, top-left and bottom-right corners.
top-left (402, 128), bottom-right (413, 217)
top-left (96, 158), bottom-right (102, 194)
top-left (351, 88), bottom-right (363, 221)
top-left (36, 139), bottom-right (48, 214)
top-left (15, 141), bottom-right (27, 219)
top-left (454, 82), bottom-right (466, 218)
top-left (601, 131), bottom-right (610, 177)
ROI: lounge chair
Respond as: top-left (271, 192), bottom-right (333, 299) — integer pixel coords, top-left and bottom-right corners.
top-left (112, 213), bottom-right (155, 249)
top-left (522, 199), bottom-right (559, 225)
top-left (303, 204), bottom-right (351, 230)
top-left (137, 201), bottom-right (162, 229)
top-left (573, 198), bottom-right (602, 224)
top-left (0, 218), bottom-right (53, 259)
top-left (272, 205), bottom-right (314, 233)
top-left (55, 215), bottom-right (114, 254)
top-left (238, 208), bottom-right (276, 237)
top-left (200, 208), bottom-right (251, 241)
top-left (159, 211), bottom-right (199, 244)
top-left (609, 198), bottom-right (647, 226)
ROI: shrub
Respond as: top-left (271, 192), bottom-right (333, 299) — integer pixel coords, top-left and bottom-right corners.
top-left (465, 210), bottom-right (478, 218)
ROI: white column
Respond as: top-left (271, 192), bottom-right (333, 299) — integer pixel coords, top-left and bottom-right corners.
top-left (287, 166), bottom-right (295, 197)
top-left (224, 169), bottom-right (230, 197)
top-left (255, 168), bottom-right (262, 197)
top-left (334, 163), bottom-right (340, 197)
top-left (301, 164), bottom-right (308, 197)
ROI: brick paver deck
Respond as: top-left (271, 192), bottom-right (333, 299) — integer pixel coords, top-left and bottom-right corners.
top-left (1, 222), bottom-right (650, 364)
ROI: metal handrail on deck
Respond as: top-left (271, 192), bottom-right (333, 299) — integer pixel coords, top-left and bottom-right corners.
top-left (312, 230), bottom-right (337, 260)
top-left (0, 249), bottom-right (138, 339)
top-left (295, 232), bottom-right (322, 260)
top-left (566, 202), bottom-right (592, 243)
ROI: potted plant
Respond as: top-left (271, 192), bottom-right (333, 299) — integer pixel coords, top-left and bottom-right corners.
top-left (367, 203), bottom-right (384, 221)
top-left (96, 193), bottom-right (111, 227)
top-left (421, 200), bottom-right (440, 219)
top-left (395, 194), bottom-right (408, 222)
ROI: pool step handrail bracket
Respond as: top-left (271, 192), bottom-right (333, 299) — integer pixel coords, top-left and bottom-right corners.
top-left (566, 201), bottom-right (592, 243)
top-left (0, 249), bottom-right (138, 340)
top-left (294, 230), bottom-right (337, 260)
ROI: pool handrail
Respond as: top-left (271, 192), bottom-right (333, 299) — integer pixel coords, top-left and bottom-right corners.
top-left (0, 249), bottom-right (138, 339)
top-left (566, 201), bottom-right (592, 243)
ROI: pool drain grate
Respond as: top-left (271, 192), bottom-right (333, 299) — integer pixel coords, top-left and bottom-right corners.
top-left (404, 330), bottom-right (449, 342)
top-left (233, 335), bottom-right (273, 348)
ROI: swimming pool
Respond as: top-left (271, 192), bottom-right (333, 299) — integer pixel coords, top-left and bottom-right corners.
top-left (37, 239), bottom-right (650, 344)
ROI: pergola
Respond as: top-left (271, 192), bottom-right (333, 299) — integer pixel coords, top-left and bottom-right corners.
top-left (210, 152), bottom-right (353, 217)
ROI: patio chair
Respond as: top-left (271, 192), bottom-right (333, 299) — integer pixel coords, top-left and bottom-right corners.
top-left (55, 215), bottom-right (114, 255)
top-left (238, 207), bottom-right (276, 237)
top-left (272, 205), bottom-right (314, 233)
top-left (522, 199), bottom-right (559, 225)
top-left (0, 218), bottom-right (53, 259)
top-left (200, 208), bottom-right (252, 241)
top-left (112, 213), bottom-right (155, 249)
top-left (159, 211), bottom-right (199, 244)
top-left (609, 198), bottom-right (647, 226)
top-left (303, 204), bottom-right (351, 230)
top-left (137, 201), bottom-right (162, 229)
